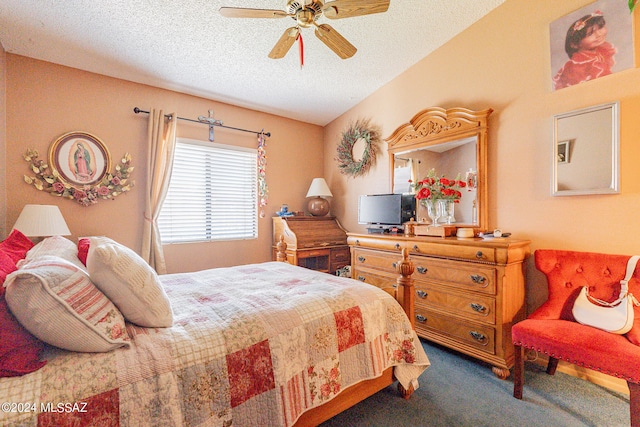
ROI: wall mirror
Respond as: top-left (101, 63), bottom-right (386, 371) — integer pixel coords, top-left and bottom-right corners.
top-left (552, 102), bottom-right (619, 196)
top-left (387, 107), bottom-right (492, 230)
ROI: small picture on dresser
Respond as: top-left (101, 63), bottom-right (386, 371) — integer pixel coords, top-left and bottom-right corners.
top-left (550, 0), bottom-right (634, 91)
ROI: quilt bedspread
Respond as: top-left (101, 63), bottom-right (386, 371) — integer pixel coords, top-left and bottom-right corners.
top-left (1, 261), bottom-right (429, 427)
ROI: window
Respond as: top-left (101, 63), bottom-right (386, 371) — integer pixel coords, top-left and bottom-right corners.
top-left (158, 138), bottom-right (258, 243)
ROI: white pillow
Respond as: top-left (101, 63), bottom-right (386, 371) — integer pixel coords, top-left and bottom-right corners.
top-left (86, 236), bottom-right (173, 327)
top-left (4, 256), bottom-right (130, 352)
top-left (23, 235), bottom-right (86, 271)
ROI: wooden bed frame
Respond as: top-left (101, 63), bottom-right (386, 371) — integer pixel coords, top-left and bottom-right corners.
top-left (275, 237), bottom-right (417, 426)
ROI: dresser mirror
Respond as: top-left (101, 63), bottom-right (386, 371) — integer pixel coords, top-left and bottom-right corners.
top-left (386, 107), bottom-right (493, 230)
top-left (552, 102), bottom-right (620, 196)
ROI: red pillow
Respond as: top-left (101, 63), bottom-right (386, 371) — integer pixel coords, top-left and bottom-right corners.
top-left (78, 238), bottom-right (90, 266)
top-left (0, 293), bottom-right (47, 377)
top-left (0, 229), bottom-right (34, 263)
top-left (0, 229), bottom-right (45, 377)
top-left (0, 251), bottom-right (17, 286)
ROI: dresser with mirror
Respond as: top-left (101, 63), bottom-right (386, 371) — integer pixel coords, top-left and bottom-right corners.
top-left (348, 107), bottom-right (531, 379)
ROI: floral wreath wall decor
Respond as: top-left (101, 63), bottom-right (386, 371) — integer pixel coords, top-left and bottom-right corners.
top-left (335, 118), bottom-right (381, 177)
top-left (23, 131), bottom-right (134, 207)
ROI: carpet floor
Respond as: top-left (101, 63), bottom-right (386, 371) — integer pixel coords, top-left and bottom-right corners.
top-left (320, 339), bottom-right (630, 427)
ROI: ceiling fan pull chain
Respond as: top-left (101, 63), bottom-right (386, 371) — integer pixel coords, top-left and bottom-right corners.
top-left (298, 32), bottom-right (304, 68)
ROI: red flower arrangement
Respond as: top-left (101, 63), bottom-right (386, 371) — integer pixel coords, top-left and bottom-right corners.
top-left (411, 168), bottom-right (466, 203)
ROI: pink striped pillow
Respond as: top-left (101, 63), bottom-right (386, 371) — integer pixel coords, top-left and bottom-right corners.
top-left (4, 255), bottom-right (129, 352)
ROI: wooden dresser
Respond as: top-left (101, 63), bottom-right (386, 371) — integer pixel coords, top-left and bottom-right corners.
top-left (272, 216), bottom-right (350, 274)
top-left (348, 232), bottom-right (530, 378)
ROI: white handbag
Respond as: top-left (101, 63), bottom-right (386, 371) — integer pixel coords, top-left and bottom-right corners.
top-left (572, 255), bottom-right (640, 334)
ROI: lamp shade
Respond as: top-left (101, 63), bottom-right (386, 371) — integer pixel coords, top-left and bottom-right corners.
top-left (12, 204), bottom-right (71, 237)
top-left (306, 178), bottom-right (333, 198)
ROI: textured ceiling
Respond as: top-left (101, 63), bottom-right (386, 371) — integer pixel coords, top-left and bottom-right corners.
top-left (0, 0), bottom-right (505, 126)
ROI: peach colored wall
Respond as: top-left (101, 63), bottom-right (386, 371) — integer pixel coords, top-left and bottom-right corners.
top-left (324, 0), bottom-right (640, 313)
top-left (4, 55), bottom-right (324, 273)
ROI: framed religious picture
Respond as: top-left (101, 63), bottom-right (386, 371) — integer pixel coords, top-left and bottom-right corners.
top-left (550, 0), bottom-right (634, 91)
top-left (48, 131), bottom-right (111, 188)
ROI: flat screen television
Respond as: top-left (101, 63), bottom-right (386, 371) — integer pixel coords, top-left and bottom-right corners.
top-left (358, 194), bottom-right (416, 230)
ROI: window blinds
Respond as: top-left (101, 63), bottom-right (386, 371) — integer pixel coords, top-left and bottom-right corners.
top-left (158, 139), bottom-right (258, 243)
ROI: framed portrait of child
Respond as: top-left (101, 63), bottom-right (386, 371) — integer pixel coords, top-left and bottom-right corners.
top-left (550, 0), bottom-right (634, 91)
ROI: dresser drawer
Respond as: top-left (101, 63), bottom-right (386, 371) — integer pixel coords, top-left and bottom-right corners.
top-left (349, 236), bottom-right (405, 253)
top-left (414, 308), bottom-right (496, 355)
top-left (412, 258), bottom-right (496, 295)
top-left (409, 241), bottom-right (496, 263)
top-left (351, 267), bottom-right (398, 296)
top-left (352, 248), bottom-right (402, 274)
top-left (414, 283), bottom-right (496, 325)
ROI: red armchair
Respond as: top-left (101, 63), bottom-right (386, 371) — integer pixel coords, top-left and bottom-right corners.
top-left (512, 249), bottom-right (640, 426)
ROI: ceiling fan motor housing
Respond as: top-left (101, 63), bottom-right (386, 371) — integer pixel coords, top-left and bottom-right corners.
top-left (287, 0), bottom-right (324, 27)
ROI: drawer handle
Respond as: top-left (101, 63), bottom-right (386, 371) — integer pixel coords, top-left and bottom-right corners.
top-left (358, 256), bottom-right (366, 263)
top-left (416, 314), bottom-right (427, 323)
top-left (355, 239), bottom-right (360, 246)
top-left (413, 245), bottom-right (420, 252)
top-left (469, 331), bottom-right (487, 342)
top-left (357, 275), bottom-right (366, 282)
top-left (416, 290), bottom-right (428, 299)
top-left (392, 262), bottom-right (397, 269)
top-left (394, 243), bottom-right (401, 250)
top-left (475, 251), bottom-right (484, 259)
top-left (470, 303), bottom-right (487, 313)
top-left (416, 266), bottom-right (428, 274)
top-left (470, 274), bottom-right (486, 284)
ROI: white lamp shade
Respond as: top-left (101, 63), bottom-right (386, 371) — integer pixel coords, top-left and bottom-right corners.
top-left (306, 178), bottom-right (333, 198)
top-left (12, 204), bottom-right (71, 237)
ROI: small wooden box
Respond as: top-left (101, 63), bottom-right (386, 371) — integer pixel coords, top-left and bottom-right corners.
top-left (414, 224), bottom-right (457, 237)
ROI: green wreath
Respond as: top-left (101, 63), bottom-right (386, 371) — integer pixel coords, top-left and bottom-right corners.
top-left (335, 118), bottom-right (381, 177)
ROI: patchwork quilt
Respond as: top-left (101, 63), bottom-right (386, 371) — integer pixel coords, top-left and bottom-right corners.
top-left (1, 261), bottom-right (430, 427)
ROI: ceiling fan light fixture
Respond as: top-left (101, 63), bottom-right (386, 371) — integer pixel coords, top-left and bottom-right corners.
top-left (220, 0), bottom-right (390, 61)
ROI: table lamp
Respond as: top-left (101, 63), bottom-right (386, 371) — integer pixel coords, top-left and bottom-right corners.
top-left (306, 178), bottom-right (333, 216)
top-left (12, 204), bottom-right (71, 239)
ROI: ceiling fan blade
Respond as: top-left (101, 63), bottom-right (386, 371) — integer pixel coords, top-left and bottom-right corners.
top-left (219, 7), bottom-right (290, 19)
top-left (269, 27), bottom-right (300, 59)
top-left (323, 0), bottom-right (390, 19)
top-left (314, 24), bottom-right (357, 59)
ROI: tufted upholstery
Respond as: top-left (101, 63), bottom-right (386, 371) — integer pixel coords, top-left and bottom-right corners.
top-left (528, 250), bottom-right (640, 345)
top-left (512, 249), bottom-right (640, 426)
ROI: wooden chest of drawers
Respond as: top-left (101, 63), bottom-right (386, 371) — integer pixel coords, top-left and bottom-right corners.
top-left (348, 233), bottom-right (530, 379)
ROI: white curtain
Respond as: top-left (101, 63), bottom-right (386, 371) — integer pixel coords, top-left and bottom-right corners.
top-left (141, 109), bottom-right (177, 274)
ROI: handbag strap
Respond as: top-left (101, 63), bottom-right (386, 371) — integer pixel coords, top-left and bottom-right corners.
top-left (585, 255), bottom-right (640, 307)
top-left (621, 255), bottom-right (640, 287)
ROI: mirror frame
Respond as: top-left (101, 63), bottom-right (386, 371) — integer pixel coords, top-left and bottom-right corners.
top-left (386, 107), bottom-right (493, 230)
top-left (551, 102), bottom-right (620, 196)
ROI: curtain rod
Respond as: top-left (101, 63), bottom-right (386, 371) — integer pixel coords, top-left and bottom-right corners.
top-left (133, 107), bottom-right (271, 138)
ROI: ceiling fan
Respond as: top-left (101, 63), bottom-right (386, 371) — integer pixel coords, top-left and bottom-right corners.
top-left (219, 0), bottom-right (390, 60)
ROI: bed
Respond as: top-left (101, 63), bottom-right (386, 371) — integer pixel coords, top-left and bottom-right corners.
top-left (0, 232), bottom-right (429, 427)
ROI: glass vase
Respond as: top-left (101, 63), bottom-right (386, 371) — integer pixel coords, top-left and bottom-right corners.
top-left (424, 199), bottom-right (442, 226)
top-left (439, 199), bottom-right (455, 225)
